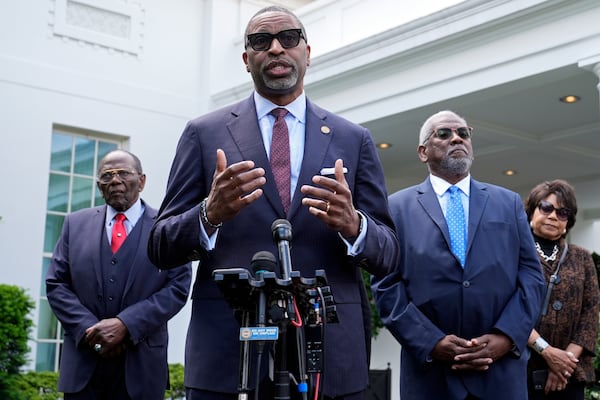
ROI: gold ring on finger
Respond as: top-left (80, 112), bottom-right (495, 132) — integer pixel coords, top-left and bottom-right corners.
top-left (325, 202), bottom-right (330, 213)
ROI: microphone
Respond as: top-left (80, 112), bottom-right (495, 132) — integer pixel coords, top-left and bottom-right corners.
top-left (250, 251), bottom-right (278, 276)
top-left (250, 251), bottom-right (277, 327)
top-left (271, 219), bottom-right (293, 281)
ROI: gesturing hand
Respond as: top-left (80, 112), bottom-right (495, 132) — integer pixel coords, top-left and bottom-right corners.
top-left (203, 149), bottom-right (266, 231)
top-left (301, 159), bottom-right (361, 239)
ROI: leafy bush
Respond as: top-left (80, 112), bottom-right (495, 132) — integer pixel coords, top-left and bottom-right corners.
top-left (0, 284), bottom-right (34, 399)
top-left (166, 363), bottom-right (185, 399)
top-left (585, 252), bottom-right (600, 399)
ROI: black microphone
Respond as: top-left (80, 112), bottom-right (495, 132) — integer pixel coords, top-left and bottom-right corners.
top-left (271, 219), bottom-right (293, 281)
top-left (250, 251), bottom-right (277, 327)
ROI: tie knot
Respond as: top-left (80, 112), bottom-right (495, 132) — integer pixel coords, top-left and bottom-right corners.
top-left (270, 107), bottom-right (289, 120)
top-left (115, 213), bottom-right (126, 222)
top-left (448, 186), bottom-right (459, 195)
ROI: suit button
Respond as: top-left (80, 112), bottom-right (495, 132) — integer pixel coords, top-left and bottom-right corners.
top-left (109, 277), bottom-right (115, 283)
top-left (462, 281), bottom-right (471, 288)
top-left (108, 296), bottom-right (114, 301)
top-left (111, 259), bottom-right (117, 265)
top-left (552, 300), bottom-right (563, 311)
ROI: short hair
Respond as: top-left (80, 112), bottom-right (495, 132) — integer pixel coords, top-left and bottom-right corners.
top-left (419, 110), bottom-right (467, 145)
top-left (524, 179), bottom-right (578, 233)
top-left (98, 149), bottom-right (143, 174)
top-left (244, 6), bottom-right (308, 43)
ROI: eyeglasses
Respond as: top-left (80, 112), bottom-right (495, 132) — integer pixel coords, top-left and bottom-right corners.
top-left (246, 29), bottom-right (306, 52)
top-left (429, 127), bottom-right (473, 141)
top-left (538, 200), bottom-right (571, 221)
top-left (97, 168), bottom-right (137, 184)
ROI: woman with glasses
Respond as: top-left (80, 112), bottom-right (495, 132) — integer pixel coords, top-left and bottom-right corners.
top-left (524, 179), bottom-right (599, 399)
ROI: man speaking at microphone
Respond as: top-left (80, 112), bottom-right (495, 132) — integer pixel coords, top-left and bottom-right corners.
top-left (147, 6), bottom-right (398, 400)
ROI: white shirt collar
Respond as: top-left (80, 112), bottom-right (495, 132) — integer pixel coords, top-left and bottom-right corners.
top-left (106, 198), bottom-right (144, 225)
top-left (254, 91), bottom-right (306, 123)
top-left (430, 174), bottom-right (471, 197)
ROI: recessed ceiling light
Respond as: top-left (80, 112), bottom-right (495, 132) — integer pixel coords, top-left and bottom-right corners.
top-left (559, 95), bottom-right (580, 103)
top-left (503, 169), bottom-right (516, 176)
top-left (377, 142), bottom-right (392, 149)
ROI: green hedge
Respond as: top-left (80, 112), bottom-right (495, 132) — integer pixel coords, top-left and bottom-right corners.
top-left (0, 284), bottom-right (34, 399)
top-left (9, 364), bottom-right (185, 400)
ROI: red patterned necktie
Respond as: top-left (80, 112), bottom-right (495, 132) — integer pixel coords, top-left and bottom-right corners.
top-left (270, 108), bottom-right (291, 213)
top-left (111, 213), bottom-right (127, 253)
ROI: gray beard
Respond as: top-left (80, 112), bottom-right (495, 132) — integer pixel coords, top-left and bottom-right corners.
top-left (441, 156), bottom-right (472, 176)
top-left (262, 68), bottom-right (299, 92)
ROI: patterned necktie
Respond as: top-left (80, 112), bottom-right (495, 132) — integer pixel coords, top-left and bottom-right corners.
top-left (446, 186), bottom-right (466, 267)
top-left (270, 108), bottom-right (291, 213)
top-left (111, 213), bottom-right (127, 253)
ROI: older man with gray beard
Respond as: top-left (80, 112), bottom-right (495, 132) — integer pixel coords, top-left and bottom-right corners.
top-left (372, 110), bottom-right (545, 400)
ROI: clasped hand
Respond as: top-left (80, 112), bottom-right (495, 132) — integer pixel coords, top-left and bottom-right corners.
top-left (432, 333), bottom-right (512, 371)
top-left (85, 317), bottom-right (128, 358)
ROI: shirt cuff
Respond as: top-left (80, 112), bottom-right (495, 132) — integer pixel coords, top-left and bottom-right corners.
top-left (198, 214), bottom-right (218, 250)
top-left (339, 210), bottom-right (367, 256)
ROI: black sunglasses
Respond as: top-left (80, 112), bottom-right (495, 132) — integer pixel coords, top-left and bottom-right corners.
top-left (246, 29), bottom-right (305, 52)
top-left (538, 200), bottom-right (571, 221)
top-left (430, 127), bottom-right (473, 141)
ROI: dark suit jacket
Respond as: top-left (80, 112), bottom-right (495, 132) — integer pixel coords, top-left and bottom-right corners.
top-left (372, 178), bottom-right (545, 400)
top-left (46, 202), bottom-right (192, 399)
top-left (148, 95), bottom-right (399, 397)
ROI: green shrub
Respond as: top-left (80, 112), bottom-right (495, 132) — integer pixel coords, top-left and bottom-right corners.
top-left (0, 284), bottom-right (35, 399)
top-left (166, 363), bottom-right (185, 399)
top-left (585, 252), bottom-right (600, 400)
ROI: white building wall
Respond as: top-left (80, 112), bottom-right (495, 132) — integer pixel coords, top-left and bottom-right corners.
top-left (0, 0), bottom-right (209, 368)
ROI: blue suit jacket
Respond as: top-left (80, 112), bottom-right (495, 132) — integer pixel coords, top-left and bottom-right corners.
top-left (372, 178), bottom-right (544, 400)
top-left (148, 95), bottom-right (399, 397)
top-left (46, 202), bottom-right (192, 399)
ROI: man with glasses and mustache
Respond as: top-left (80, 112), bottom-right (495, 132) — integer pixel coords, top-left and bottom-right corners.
top-left (372, 110), bottom-right (545, 399)
top-left (46, 150), bottom-right (191, 399)
top-left (148, 5), bottom-right (398, 400)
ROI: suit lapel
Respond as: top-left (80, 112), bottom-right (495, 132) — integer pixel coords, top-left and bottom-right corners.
top-left (227, 97), bottom-right (284, 214)
top-left (288, 101), bottom-right (331, 218)
top-left (93, 207), bottom-right (108, 290)
top-left (416, 180), bottom-right (451, 248)
top-left (122, 203), bottom-right (156, 296)
top-left (466, 179), bottom-right (488, 257)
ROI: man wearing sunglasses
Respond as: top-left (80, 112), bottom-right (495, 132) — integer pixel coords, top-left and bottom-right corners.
top-left (148, 5), bottom-right (398, 400)
top-left (372, 111), bottom-right (545, 399)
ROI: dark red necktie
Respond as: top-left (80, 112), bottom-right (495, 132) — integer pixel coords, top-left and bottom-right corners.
top-left (111, 213), bottom-right (127, 253)
top-left (270, 108), bottom-right (291, 213)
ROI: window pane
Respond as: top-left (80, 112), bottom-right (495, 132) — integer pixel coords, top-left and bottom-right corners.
top-left (47, 173), bottom-right (70, 212)
top-left (50, 133), bottom-right (72, 173)
top-left (44, 214), bottom-right (65, 253)
top-left (35, 342), bottom-right (57, 372)
top-left (72, 177), bottom-right (94, 211)
top-left (74, 137), bottom-right (95, 176)
top-left (37, 299), bottom-right (58, 339)
top-left (40, 257), bottom-right (51, 296)
top-left (98, 142), bottom-right (118, 163)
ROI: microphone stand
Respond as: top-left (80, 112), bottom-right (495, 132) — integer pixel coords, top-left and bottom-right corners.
top-left (213, 222), bottom-right (339, 400)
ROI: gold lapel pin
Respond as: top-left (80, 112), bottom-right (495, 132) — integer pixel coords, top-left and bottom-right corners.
top-left (321, 126), bottom-right (331, 135)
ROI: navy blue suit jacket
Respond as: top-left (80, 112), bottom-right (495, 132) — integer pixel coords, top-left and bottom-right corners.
top-left (148, 95), bottom-right (399, 397)
top-left (372, 178), bottom-right (544, 400)
top-left (46, 202), bottom-right (191, 399)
